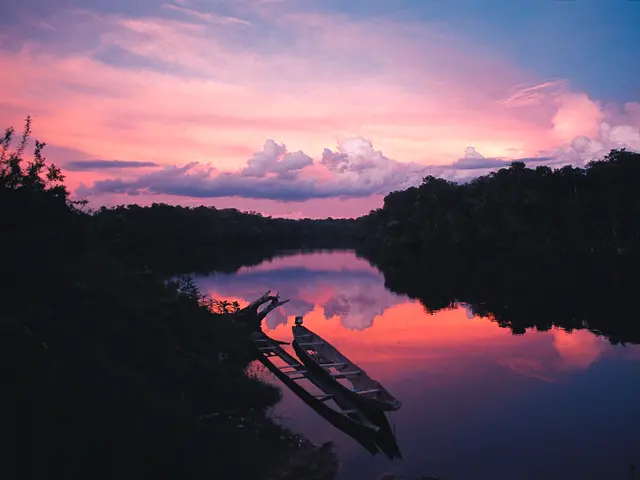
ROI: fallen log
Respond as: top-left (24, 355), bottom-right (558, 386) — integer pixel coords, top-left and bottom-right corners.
top-left (233, 290), bottom-right (290, 329)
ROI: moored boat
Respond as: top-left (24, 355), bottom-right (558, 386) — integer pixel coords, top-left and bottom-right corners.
top-left (291, 318), bottom-right (402, 412)
top-left (251, 331), bottom-right (384, 454)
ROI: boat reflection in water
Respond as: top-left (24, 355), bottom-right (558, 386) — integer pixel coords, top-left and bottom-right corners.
top-left (253, 329), bottom-right (401, 460)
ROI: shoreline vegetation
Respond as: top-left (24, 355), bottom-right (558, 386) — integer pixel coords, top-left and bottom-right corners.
top-left (2, 119), bottom-right (342, 480)
top-left (356, 148), bottom-right (640, 345)
top-left (3, 117), bottom-right (639, 479)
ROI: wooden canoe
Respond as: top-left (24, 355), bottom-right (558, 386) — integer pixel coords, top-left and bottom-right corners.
top-left (292, 325), bottom-right (402, 412)
top-left (251, 331), bottom-right (383, 455)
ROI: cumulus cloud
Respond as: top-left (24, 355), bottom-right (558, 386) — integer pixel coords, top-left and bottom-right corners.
top-left (319, 137), bottom-right (434, 189)
top-left (551, 92), bottom-right (604, 142)
top-left (65, 159), bottom-right (160, 171)
top-left (75, 100), bottom-right (640, 202)
top-left (241, 139), bottom-right (312, 177)
top-left (552, 329), bottom-right (607, 370)
top-left (450, 120), bottom-right (640, 178)
top-left (321, 138), bottom-right (392, 173)
top-left (78, 137), bottom-right (435, 201)
top-left (321, 285), bottom-right (401, 331)
top-left (452, 97), bottom-right (640, 175)
top-left (544, 121), bottom-right (640, 166)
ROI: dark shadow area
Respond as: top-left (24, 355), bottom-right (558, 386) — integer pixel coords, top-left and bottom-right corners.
top-left (1, 118), bottom-right (346, 480)
top-left (358, 247), bottom-right (640, 344)
top-left (91, 203), bottom-right (357, 273)
top-left (356, 149), bottom-right (640, 345)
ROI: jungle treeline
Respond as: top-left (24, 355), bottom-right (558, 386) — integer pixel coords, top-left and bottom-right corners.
top-left (358, 149), bottom-right (640, 256)
top-left (91, 203), bottom-right (356, 273)
top-left (356, 149), bottom-right (640, 344)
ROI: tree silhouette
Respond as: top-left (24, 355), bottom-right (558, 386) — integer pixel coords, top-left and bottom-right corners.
top-left (357, 149), bottom-right (640, 344)
top-left (1, 117), bottom-right (344, 480)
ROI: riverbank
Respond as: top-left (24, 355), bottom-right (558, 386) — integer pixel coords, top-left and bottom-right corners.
top-left (3, 247), bottom-right (344, 478)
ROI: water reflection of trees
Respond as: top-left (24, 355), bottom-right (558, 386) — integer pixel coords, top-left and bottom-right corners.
top-left (193, 245), bottom-right (640, 345)
top-left (355, 149), bottom-right (640, 346)
top-left (92, 204), bottom-right (356, 274)
top-left (359, 248), bottom-right (640, 345)
top-left (195, 247), bottom-right (640, 345)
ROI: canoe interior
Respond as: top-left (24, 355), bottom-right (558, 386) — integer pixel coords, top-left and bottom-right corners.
top-left (292, 325), bottom-right (401, 410)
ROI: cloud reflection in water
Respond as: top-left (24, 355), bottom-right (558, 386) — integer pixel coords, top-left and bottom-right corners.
top-left (196, 251), bottom-right (406, 331)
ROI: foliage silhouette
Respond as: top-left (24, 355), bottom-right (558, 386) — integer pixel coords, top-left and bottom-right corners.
top-left (1, 118), bottom-right (342, 480)
top-left (89, 203), bottom-right (356, 273)
top-left (356, 149), bottom-right (640, 344)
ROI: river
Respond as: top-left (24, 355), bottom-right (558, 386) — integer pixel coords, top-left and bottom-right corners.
top-left (193, 249), bottom-right (640, 480)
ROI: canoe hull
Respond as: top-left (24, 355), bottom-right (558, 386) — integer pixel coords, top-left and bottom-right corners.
top-left (253, 331), bottom-right (401, 459)
top-left (292, 326), bottom-right (401, 412)
top-left (252, 333), bottom-right (380, 452)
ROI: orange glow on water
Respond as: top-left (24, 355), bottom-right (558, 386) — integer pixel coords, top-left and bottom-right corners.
top-left (265, 303), bottom-right (615, 383)
top-left (210, 282), bottom-right (620, 386)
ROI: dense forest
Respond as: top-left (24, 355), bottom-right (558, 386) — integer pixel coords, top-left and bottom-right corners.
top-left (357, 149), bottom-right (640, 344)
top-left (91, 204), bottom-right (356, 272)
top-left (1, 119), bottom-right (343, 479)
top-left (359, 149), bottom-right (640, 256)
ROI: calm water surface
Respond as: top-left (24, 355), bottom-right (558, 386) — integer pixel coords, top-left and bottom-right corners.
top-left (194, 250), bottom-right (640, 480)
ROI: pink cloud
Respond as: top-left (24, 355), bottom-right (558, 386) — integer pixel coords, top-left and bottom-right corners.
top-left (75, 137), bottom-right (440, 201)
top-left (551, 92), bottom-right (604, 142)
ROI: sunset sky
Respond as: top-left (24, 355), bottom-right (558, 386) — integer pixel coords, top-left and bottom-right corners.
top-left (2, 0), bottom-right (640, 217)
